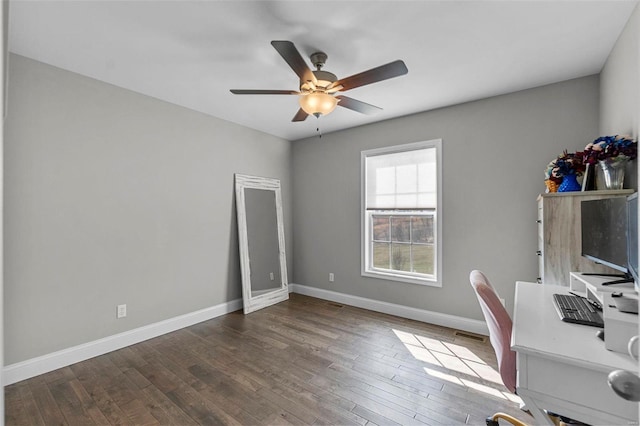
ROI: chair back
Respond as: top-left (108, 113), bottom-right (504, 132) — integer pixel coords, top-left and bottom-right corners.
top-left (469, 270), bottom-right (517, 393)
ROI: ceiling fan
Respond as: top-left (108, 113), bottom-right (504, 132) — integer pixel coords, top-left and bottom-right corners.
top-left (230, 40), bottom-right (408, 122)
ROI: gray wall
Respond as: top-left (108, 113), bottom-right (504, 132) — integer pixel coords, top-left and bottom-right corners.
top-left (4, 54), bottom-right (292, 364)
top-left (600, 3), bottom-right (639, 191)
top-left (291, 76), bottom-right (600, 321)
top-left (600, 3), bottom-right (639, 140)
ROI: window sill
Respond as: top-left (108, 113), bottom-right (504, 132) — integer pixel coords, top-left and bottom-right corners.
top-left (361, 270), bottom-right (442, 287)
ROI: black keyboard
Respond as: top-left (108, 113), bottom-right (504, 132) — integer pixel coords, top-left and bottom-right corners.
top-left (552, 294), bottom-right (604, 328)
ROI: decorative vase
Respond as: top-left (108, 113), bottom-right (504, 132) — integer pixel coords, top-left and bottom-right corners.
top-left (558, 173), bottom-right (581, 192)
top-left (598, 157), bottom-right (628, 190)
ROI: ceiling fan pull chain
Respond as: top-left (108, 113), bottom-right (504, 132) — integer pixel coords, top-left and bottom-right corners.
top-left (316, 116), bottom-right (323, 138)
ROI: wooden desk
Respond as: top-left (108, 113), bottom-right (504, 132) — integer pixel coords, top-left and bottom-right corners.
top-left (512, 281), bottom-right (638, 425)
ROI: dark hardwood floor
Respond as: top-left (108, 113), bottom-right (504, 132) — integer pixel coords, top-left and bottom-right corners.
top-left (6, 294), bottom-right (531, 425)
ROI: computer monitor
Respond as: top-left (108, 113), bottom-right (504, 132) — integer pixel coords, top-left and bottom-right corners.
top-left (627, 193), bottom-right (638, 291)
top-left (581, 197), bottom-right (630, 284)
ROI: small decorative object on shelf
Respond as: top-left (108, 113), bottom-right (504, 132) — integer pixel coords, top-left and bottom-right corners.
top-left (544, 150), bottom-right (585, 193)
top-left (582, 135), bottom-right (637, 190)
top-left (581, 163), bottom-right (596, 191)
top-left (545, 179), bottom-right (559, 193)
top-left (558, 173), bottom-right (582, 192)
top-left (599, 157), bottom-right (628, 190)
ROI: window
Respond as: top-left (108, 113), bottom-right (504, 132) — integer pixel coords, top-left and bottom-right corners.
top-left (361, 140), bottom-right (442, 286)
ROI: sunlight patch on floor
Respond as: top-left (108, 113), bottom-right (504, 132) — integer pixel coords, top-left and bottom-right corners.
top-left (442, 341), bottom-right (485, 364)
top-left (404, 344), bottom-right (441, 364)
top-left (430, 350), bottom-right (479, 377)
top-left (415, 334), bottom-right (455, 355)
top-left (423, 367), bottom-right (518, 402)
top-left (393, 328), bottom-right (522, 404)
top-left (465, 359), bottom-right (502, 384)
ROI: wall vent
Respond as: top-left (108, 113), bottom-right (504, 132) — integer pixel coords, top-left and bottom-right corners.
top-left (453, 330), bottom-right (486, 342)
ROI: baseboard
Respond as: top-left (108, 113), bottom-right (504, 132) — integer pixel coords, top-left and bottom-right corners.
top-left (289, 283), bottom-right (488, 336)
top-left (3, 298), bottom-right (243, 385)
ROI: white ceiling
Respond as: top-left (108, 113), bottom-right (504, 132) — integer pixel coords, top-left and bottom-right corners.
top-left (9, 0), bottom-right (639, 141)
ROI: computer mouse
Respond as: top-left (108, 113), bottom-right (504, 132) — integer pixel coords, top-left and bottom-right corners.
top-left (596, 330), bottom-right (605, 341)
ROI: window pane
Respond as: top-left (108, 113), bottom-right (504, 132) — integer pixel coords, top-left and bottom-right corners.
top-left (375, 195), bottom-right (396, 209)
top-left (373, 242), bottom-right (390, 269)
top-left (375, 167), bottom-right (395, 194)
top-left (418, 162), bottom-right (437, 192)
top-left (396, 194), bottom-right (417, 207)
top-left (366, 145), bottom-right (437, 209)
top-left (391, 217), bottom-right (410, 242)
top-left (412, 245), bottom-right (435, 275)
top-left (417, 193), bottom-right (437, 208)
top-left (396, 164), bottom-right (417, 194)
top-left (372, 216), bottom-right (390, 240)
top-left (412, 216), bottom-right (434, 243)
top-left (391, 244), bottom-right (412, 272)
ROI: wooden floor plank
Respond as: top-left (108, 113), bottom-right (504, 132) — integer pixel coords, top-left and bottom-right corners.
top-left (87, 383), bottom-right (133, 425)
top-left (26, 377), bottom-right (68, 426)
top-left (139, 384), bottom-right (200, 425)
top-left (49, 380), bottom-right (97, 425)
top-left (67, 378), bottom-right (112, 425)
top-left (255, 386), bottom-right (317, 424)
top-left (4, 383), bottom-right (31, 426)
top-left (164, 385), bottom-right (230, 425)
top-left (4, 294), bottom-right (529, 425)
top-left (16, 381), bottom-right (47, 426)
top-left (186, 363), bottom-right (278, 423)
top-left (351, 404), bottom-right (404, 426)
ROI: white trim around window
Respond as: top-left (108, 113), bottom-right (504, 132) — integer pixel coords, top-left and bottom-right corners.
top-left (361, 139), bottom-right (443, 287)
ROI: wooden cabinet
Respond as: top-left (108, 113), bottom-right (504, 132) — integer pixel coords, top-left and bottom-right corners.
top-left (537, 189), bottom-right (633, 286)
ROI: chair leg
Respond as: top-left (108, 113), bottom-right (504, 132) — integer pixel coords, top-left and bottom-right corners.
top-left (486, 412), bottom-right (528, 426)
top-left (486, 416), bottom-right (500, 426)
top-left (486, 417), bottom-right (500, 426)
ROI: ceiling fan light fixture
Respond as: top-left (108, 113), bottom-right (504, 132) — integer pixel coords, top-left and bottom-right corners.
top-left (299, 92), bottom-right (338, 117)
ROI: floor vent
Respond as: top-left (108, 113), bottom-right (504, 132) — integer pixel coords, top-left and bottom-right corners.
top-left (453, 330), bottom-right (486, 342)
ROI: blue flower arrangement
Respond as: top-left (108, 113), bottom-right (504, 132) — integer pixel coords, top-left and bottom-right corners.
top-left (545, 150), bottom-right (585, 183)
top-left (583, 135), bottom-right (637, 164)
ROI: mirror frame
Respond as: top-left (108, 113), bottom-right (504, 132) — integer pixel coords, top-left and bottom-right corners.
top-left (235, 173), bottom-right (289, 314)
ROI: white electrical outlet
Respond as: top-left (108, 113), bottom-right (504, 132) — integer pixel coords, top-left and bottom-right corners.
top-left (270, 272), bottom-right (275, 281)
top-left (329, 273), bottom-right (335, 282)
top-left (117, 304), bottom-right (127, 319)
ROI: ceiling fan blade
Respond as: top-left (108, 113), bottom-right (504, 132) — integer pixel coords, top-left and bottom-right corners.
top-left (336, 96), bottom-right (382, 115)
top-left (230, 89), bottom-right (299, 95)
top-left (271, 40), bottom-right (317, 84)
top-left (329, 60), bottom-right (408, 92)
top-left (292, 108), bottom-right (309, 122)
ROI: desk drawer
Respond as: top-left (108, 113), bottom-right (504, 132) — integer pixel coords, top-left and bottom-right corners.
top-left (520, 355), bottom-right (637, 424)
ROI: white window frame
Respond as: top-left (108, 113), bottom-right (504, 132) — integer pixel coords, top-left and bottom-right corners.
top-left (361, 139), bottom-right (443, 287)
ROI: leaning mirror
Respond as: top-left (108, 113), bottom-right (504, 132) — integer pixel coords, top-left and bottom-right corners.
top-left (235, 174), bottom-right (288, 314)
